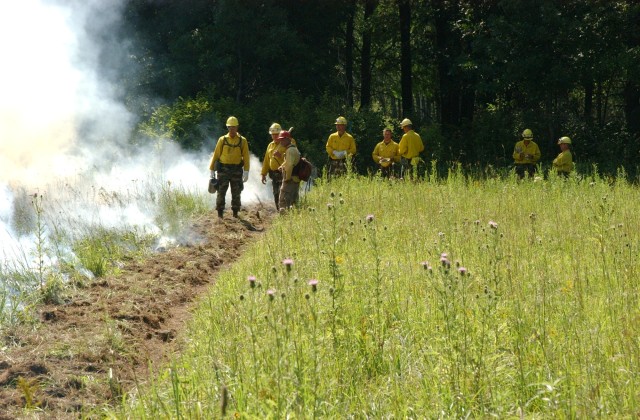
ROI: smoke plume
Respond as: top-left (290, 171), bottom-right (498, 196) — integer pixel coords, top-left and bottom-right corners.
top-left (0, 0), bottom-right (271, 269)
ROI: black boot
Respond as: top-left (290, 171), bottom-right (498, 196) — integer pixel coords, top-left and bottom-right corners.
top-left (217, 209), bottom-right (224, 218)
top-left (232, 209), bottom-right (239, 218)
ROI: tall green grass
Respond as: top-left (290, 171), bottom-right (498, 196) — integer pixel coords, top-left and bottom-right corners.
top-left (108, 170), bottom-right (638, 417)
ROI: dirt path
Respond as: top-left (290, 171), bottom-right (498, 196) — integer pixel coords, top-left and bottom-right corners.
top-left (0, 205), bottom-right (275, 419)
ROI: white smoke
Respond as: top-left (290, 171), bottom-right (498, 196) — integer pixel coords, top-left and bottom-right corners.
top-left (0, 0), bottom-right (271, 275)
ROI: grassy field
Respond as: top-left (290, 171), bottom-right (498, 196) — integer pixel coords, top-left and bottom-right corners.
top-left (104, 169), bottom-right (639, 418)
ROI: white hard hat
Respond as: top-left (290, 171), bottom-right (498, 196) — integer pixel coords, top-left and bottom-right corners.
top-left (400, 118), bottom-right (413, 127)
top-left (268, 122), bottom-right (282, 134)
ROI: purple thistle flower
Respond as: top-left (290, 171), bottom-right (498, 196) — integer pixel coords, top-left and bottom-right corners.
top-left (440, 257), bottom-right (451, 269)
top-left (488, 220), bottom-right (498, 229)
top-left (267, 289), bottom-right (276, 301)
top-left (420, 261), bottom-right (432, 271)
top-left (282, 258), bottom-right (294, 272)
top-left (308, 279), bottom-right (319, 292)
top-left (248, 275), bottom-right (257, 288)
top-left (366, 214), bottom-right (374, 222)
top-left (458, 267), bottom-right (468, 276)
top-left (440, 252), bottom-right (448, 258)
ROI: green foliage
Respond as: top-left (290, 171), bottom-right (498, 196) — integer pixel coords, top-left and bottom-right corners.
top-left (138, 95), bottom-right (216, 150)
top-left (112, 173), bottom-right (640, 417)
top-left (124, 1), bottom-right (640, 174)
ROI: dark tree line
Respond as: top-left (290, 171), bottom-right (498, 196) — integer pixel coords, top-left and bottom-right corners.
top-left (115, 0), bottom-right (640, 176)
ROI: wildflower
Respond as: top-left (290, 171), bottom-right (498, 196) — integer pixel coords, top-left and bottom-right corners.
top-left (330, 191), bottom-right (335, 197)
top-left (488, 220), bottom-right (498, 229)
top-left (248, 276), bottom-right (256, 288)
top-left (327, 203), bottom-right (334, 210)
top-left (239, 294), bottom-right (245, 301)
top-left (438, 232), bottom-right (445, 238)
top-left (339, 198), bottom-right (345, 204)
top-left (440, 252), bottom-right (448, 259)
top-left (267, 289), bottom-right (276, 301)
top-left (366, 214), bottom-right (374, 223)
top-left (458, 267), bottom-right (468, 276)
top-left (282, 258), bottom-right (294, 272)
top-left (474, 220), bottom-right (480, 226)
top-left (335, 256), bottom-right (344, 265)
top-left (420, 261), bottom-right (432, 271)
top-left (440, 256), bottom-right (451, 269)
top-left (308, 279), bottom-right (319, 292)
top-left (305, 293), bottom-right (310, 300)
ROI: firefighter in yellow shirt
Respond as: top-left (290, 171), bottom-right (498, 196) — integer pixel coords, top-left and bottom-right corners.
top-left (372, 128), bottom-right (400, 178)
top-left (552, 136), bottom-right (574, 177)
top-left (513, 128), bottom-right (541, 179)
top-left (260, 122), bottom-right (297, 210)
top-left (326, 116), bottom-right (356, 177)
top-left (398, 118), bottom-right (425, 179)
top-left (208, 116), bottom-right (250, 218)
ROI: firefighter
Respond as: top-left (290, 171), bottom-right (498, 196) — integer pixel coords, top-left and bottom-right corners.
top-left (208, 116), bottom-right (250, 218)
top-left (326, 116), bottom-right (356, 177)
top-left (552, 136), bottom-right (574, 177)
top-left (372, 128), bottom-right (400, 178)
top-left (277, 130), bottom-right (301, 212)
top-left (398, 118), bottom-right (425, 179)
top-left (261, 122), bottom-right (298, 210)
top-left (513, 128), bottom-right (541, 179)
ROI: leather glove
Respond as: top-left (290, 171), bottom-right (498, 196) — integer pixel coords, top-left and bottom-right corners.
top-left (261, 174), bottom-right (267, 184)
top-left (242, 170), bottom-right (249, 182)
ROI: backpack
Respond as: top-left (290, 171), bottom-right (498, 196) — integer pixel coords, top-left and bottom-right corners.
top-left (293, 157), bottom-right (313, 182)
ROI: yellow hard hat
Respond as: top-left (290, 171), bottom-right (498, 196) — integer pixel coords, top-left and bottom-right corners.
top-left (335, 116), bottom-right (347, 125)
top-left (226, 116), bottom-right (239, 127)
top-left (268, 122), bottom-right (282, 134)
top-left (522, 128), bottom-right (533, 139)
top-left (400, 118), bottom-right (413, 127)
top-left (558, 136), bottom-right (572, 145)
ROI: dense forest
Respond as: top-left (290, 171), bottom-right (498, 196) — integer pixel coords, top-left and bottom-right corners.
top-left (110, 0), bottom-right (640, 176)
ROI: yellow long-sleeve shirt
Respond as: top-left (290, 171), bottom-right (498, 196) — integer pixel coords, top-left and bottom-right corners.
top-left (326, 132), bottom-right (356, 160)
top-left (513, 140), bottom-right (541, 164)
top-left (372, 140), bottom-right (400, 167)
top-left (209, 133), bottom-right (250, 171)
top-left (552, 150), bottom-right (573, 173)
top-left (398, 130), bottom-right (424, 159)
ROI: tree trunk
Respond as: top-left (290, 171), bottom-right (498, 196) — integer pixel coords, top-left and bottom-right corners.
top-left (624, 81), bottom-right (640, 138)
top-left (398, 0), bottom-right (412, 118)
top-left (345, 1), bottom-right (356, 108)
top-left (583, 79), bottom-right (593, 124)
top-left (360, 0), bottom-right (377, 110)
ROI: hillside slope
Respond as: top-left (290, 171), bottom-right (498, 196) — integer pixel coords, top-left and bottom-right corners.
top-left (0, 205), bottom-right (275, 419)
